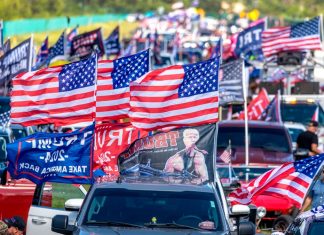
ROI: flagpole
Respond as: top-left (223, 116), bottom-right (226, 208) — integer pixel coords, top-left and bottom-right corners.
top-left (228, 139), bottom-right (232, 184)
top-left (242, 60), bottom-right (249, 166)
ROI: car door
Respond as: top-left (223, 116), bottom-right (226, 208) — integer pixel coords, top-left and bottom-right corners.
top-left (27, 182), bottom-right (88, 235)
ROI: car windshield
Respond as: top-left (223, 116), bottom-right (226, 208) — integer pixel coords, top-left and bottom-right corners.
top-left (218, 126), bottom-right (290, 153)
top-left (281, 103), bottom-right (324, 126)
top-left (233, 167), bottom-right (271, 183)
top-left (84, 188), bottom-right (223, 231)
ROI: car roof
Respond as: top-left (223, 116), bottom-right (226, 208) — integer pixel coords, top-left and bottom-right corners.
top-left (284, 122), bottom-right (306, 130)
top-left (219, 120), bottom-right (286, 129)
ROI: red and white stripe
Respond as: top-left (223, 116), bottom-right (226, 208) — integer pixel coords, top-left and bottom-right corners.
top-left (96, 60), bottom-right (131, 121)
top-left (229, 163), bottom-right (312, 208)
top-left (10, 67), bottom-right (95, 126)
top-left (129, 65), bottom-right (219, 130)
top-left (262, 27), bottom-right (322, 57)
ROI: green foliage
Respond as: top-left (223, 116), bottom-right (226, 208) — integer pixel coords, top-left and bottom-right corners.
top-left (0, 0), bottom-right (323, 21)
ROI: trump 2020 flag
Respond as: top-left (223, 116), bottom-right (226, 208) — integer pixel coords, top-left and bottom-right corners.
top-left (96, 50), bottom-right (150, 122)
top-left (10, 54), bottom-right (97, 126)
top-left (262, 17), bottom-right (322, 57)
top-left (229, 154), bottom-right (324, 208)
top-left (7, 124), bottom-right (95, 184)
top-left (129, 57), bottom-right (220, 130)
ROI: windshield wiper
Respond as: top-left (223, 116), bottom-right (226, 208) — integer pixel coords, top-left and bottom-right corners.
top-left (85, 221), bottom-right (145, 228)
top-left (144, 222), bottom-right (204, 231)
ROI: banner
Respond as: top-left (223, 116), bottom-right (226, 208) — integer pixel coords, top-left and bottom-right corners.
top-left (119, 124), bottom-right (216, 184)
top-left (104, 26), bottom-right (120, 57)
top-left (234, 19), bottom-right (265, 60)
top-left (94, 123), bottom-right (148, 176)
top-left (0, 38), bottom-right (32, 85)
top-left (70, 28), bottom-right (105, 59)
top-left (7, 124), bottom-right (95, 184)
top-left (219, 59), bottom-right (244, 106)
top-left (239, 88), bottom-right (269, 120)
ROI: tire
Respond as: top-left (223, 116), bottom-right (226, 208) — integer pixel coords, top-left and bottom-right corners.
top-left (273, 215), bottom-right (294, 232)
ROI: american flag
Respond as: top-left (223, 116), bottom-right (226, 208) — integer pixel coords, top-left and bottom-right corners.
top-left (219, 59), bottom-right (244, 106)
top-left (96, 50), bottom-right (150, 122)
top-left (262, 17), bottom-right (322, 57)
top-left (10, 54), bottom-right (97, 126)
top-left (104, 26), bottom-right (120, 57)
top-left (66, 27), bottom-right (78, 54)
top-left (211, 37), bottom-right (222, 59)
top-left (312, 106), bottom-right (319, 122)
top-left (0, 110), bottom-right (10, 126)
top-left (219, 146), bottom-right (231, 163)
top-left (47, 31), bottom-right (65, 63)
top-left (129, 57), bottom-right (220, 130)
top-left (229, 154), bottom-right (324, 208)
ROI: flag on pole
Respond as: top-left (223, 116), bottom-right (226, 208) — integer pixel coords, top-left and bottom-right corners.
top-left (259, 94), bottom-right (282, 123)
top-left (104, 26), bottom-right (120, 57)
top-left (66, 26), bottom-right (78, 53)
top-left (33, 36), bottom-right (49, 70)
top-left (262, 17), bottom-right (322, 57)
top-left (47, 32), bottom-right (65, 64)
top-left (211, 38), bottom-right (222, 58)
top-left (229, 154), bottom-right (324, 208)
top-left (219, 145), bottom-right (231, 163)
top-left (0, 110), bottom-right (10, 126)
top-left (10, 54), bottom-right (97, 126)
top-left (96, 50), bottom-right (150, 122)
top-left (129, 57), bottom-right (221, 130)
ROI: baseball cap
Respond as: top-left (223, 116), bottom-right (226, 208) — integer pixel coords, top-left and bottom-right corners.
top-left (4, 216), bottom-right (26, 231)
top-left (309, 120), bottom-right (319, 127)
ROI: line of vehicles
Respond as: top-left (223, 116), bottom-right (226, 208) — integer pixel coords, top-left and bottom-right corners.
top-left (0, 95), bottom-right (324, 234)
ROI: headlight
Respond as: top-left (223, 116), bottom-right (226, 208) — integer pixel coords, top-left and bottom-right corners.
top-left (257, 206), bottom-right (266, 218)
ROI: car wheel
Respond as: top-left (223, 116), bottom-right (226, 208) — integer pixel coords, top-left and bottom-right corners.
top-left (273, 215), bottom-right (294, 232)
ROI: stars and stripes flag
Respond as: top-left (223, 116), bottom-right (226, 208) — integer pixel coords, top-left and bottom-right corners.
top-left (96, 50), bottom-right (150, 122)
top-left (129, 57), bottom-right (220, 130)
top-left (259, 94), bottom-right (282, 123)
top-left (219, 146), bottom-right (231, 163)
top-left (229, 154), bottom-right (324, 208)
top-left (312, 106), bottom-right (319, 122)
top-left (0, 110), bottom-right (10, 126)
top-left (10, 54), bottom-right (97, 126)
top-left (262, 17), bottom-right (322, 57)
top-left (47, 31), bottom-right (65, 63)
top-left (66, 26), bottom-right (78, 54)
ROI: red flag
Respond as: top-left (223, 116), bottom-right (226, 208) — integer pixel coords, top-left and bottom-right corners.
top-left (94, 123), bottom-right (148, 176)
top-left (229, 154), bottom-right (324, 208)
top-left (239, 88), bottom-right (269, 120)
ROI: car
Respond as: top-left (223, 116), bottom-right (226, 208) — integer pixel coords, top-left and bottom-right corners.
top-left (27, 176), bottom-right (256, 235)
top-left (217, 120), bottom-right (296, 231)
top-left (283, 122), bottom-right (306, 151)
top-left (217, 120), bottom-right (294, 165)
top-left (282, 206), bottom-right (324, 235)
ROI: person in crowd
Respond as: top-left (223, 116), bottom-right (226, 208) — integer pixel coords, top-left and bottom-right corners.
top-left (301, 170), bottom-right (324, 212)
top-left (3, 216), bottom-right (26, 235)
top-left (0, 221), bottom-right (8, 235)
top-left (296, 120), bottom-right (322, 158)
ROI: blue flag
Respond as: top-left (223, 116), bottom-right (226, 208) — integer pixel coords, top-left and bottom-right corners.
top-left (46, 31), bottom-right (65, 64)
top-left (7, 124), bottom-right (95, 184)
top-left (104, 26), bottom-right (120, 57)
top-left (259, 95), bottom-right (282, 123)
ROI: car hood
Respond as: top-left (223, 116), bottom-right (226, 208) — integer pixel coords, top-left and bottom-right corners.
top-left (76, 226), bottom-right (228, 235)
top-left (217, 147), bottom-right (293, 165)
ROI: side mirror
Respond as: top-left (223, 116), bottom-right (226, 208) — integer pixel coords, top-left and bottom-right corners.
top-left (51, 215), bottom-right (73, 235)
top-left (65, 199), bottom-right (83, 211)
top-left (0, 167), bottom-right (7, 185)
top-left (231, 204), bottom-right (250, 216)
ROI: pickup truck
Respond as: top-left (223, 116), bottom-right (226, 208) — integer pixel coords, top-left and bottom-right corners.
top-left (27, 176), bottom-right (256, 235)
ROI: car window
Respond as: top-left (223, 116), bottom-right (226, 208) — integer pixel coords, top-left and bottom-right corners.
top-left (84, 188), bottom-right (223, 231)
top-left (38, 183), bottom-right (89, 209)
top-left (308, 221), bottom-right (324, 235)
top-left (281, 103), bottom-right (318, 125)
top-left (218, 127), bottom-right (290, 153)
